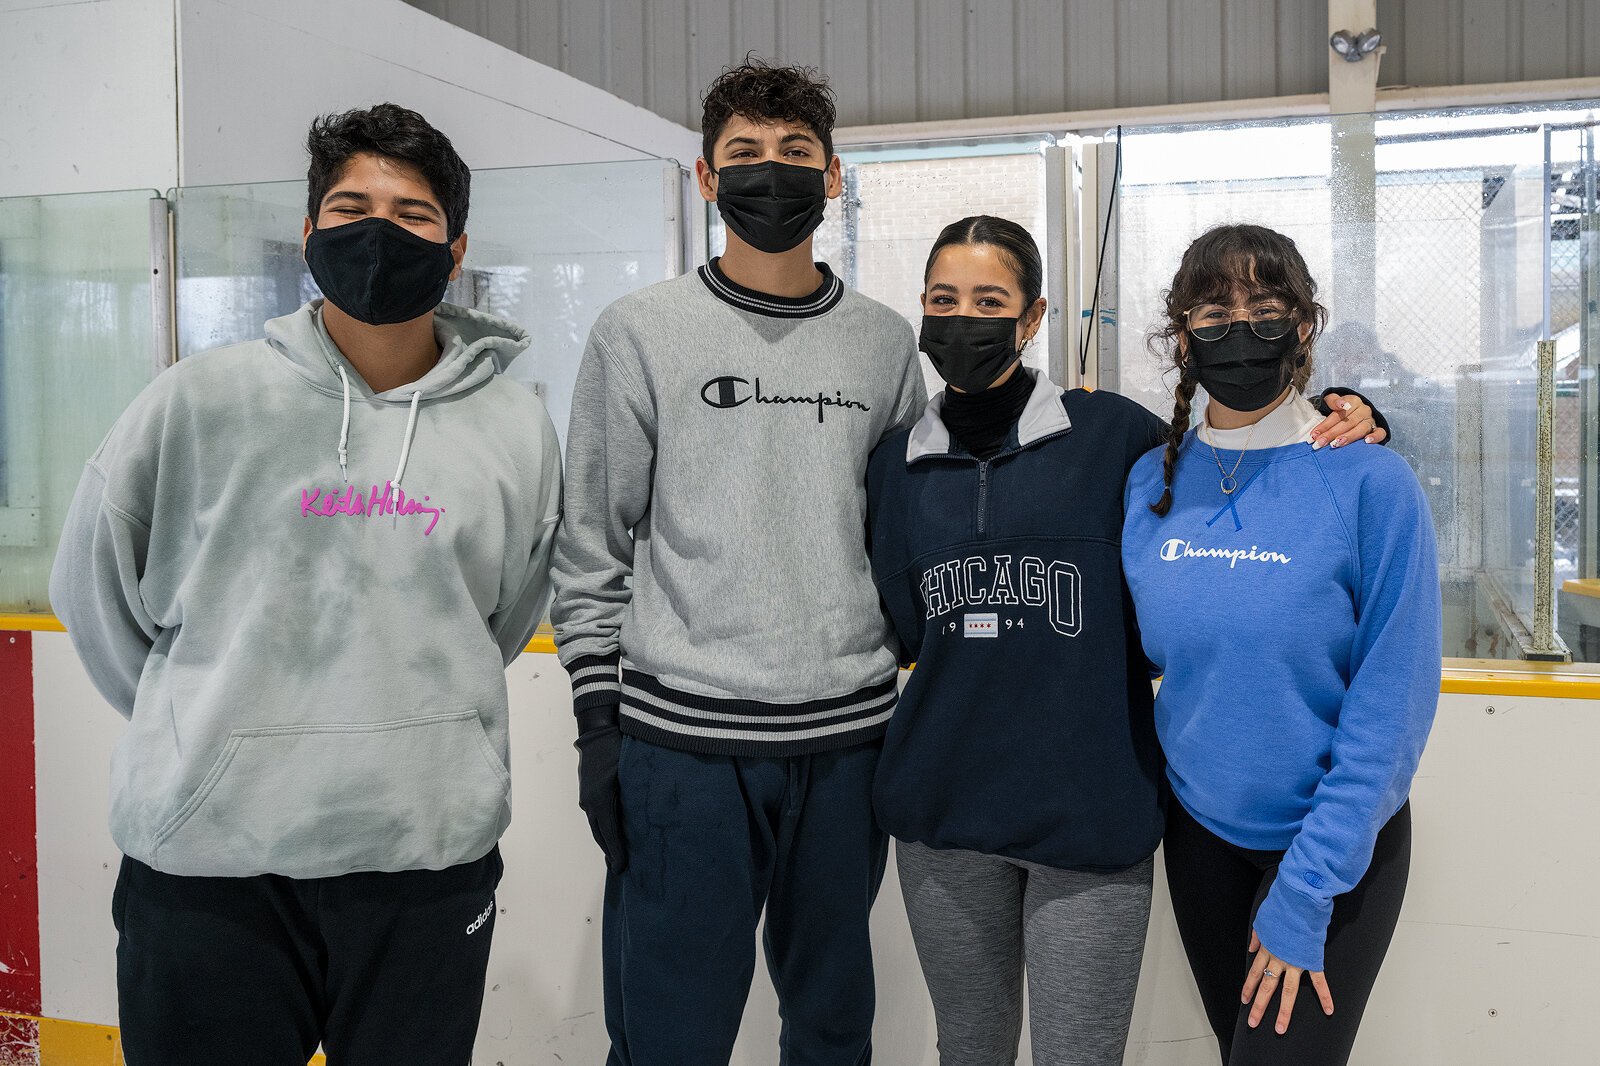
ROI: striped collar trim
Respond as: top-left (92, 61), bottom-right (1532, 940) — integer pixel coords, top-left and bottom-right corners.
top-left (698, 257), bottom-right (845, 319)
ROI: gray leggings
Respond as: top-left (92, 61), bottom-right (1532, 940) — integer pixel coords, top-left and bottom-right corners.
top-left (897, 841), bottom-right (1154, 1066)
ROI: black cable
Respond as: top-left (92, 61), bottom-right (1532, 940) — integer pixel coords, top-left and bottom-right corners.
top-left (1079, 126), bottom-right (1122, 381)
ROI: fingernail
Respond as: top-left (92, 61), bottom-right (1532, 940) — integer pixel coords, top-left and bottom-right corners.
top-left (1332, 438), bottom-right (1343, 448)
top-left (1342, 401), bottom-right (1353, 411)
top-left (1277, 1024), bottom-right (1287, 1035)
top-left (1311, 439), bottom-right (1324, 450)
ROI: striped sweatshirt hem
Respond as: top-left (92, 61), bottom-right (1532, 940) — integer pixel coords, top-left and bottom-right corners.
top-left (617, 669), bottom-right (898, 757)
top-left (565, 653), bottom-right (622, 711)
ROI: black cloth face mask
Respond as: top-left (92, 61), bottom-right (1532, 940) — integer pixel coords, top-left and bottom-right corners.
top-left (305, 217), bottom-right (456, 326)
top-left (1187, 321), bottom-right (1302, 412)
top-left (920, 314), bottom-right (1021, 394)
top-left (715, 160), bottom-right (828, 253)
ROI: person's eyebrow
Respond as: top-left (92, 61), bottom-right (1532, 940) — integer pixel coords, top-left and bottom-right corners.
top-left (780, 132), bottom-right (820, 146)
top-left (393, 197), bottom-right (442, 218)
top-left (322, 190), bottom-right (371, 206)
top-left (723, 136), bottom-right (763, 149)
top-left (973, 283), bottom-right (1013, 296)
top-left (929, 282), bottom-right (961, 293)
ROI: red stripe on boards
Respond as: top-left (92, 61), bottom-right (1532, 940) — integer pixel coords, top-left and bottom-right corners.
top-left (0, 630), bottom-right (42, 1033)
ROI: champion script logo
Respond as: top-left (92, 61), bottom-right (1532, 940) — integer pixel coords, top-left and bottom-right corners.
top-left (701, 376), bottom-right (871, 424)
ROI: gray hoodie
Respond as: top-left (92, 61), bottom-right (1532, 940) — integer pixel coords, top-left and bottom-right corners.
top-left (49, 300), bottom-right (562, 879)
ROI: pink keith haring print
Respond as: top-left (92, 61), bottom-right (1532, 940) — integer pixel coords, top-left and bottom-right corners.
top-left (300, 482), bottom-right (446, 536)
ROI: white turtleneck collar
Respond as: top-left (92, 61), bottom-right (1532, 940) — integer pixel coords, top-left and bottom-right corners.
top-left (1198, 389), bottom-right (1323, 450)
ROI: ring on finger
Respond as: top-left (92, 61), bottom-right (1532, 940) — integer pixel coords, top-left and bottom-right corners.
top-left (1262, 968), bottom-right (1278, 980)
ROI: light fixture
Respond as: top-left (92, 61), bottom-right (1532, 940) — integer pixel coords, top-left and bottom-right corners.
top-left (1330, 28), bottom-right (1383, 62)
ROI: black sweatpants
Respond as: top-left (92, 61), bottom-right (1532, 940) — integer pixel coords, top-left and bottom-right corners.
top-left (1162, 801), bottom-right (1411, 1066)
top-left (113, 846), bottom-right (503, 1066)
top-left (603, 736), bottom-right (888, 1066)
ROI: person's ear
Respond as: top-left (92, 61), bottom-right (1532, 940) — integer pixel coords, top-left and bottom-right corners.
top-left (919, 291), bottom-right (928, 312)
top-left (695, 157), bottom-right (718, 204)
top-left (1020, 296), bottom-right (1047, 344)
top-left (1177, 332), bottom-right (1190, 364)
top-left (301, 217), bottom-right (313, 259)
top-left (1298, 321), bottom-right (1312, 343)
top-left (824, 155), bottom-right (843, 200)
top-left (448, 233), bottom-right (468, 282)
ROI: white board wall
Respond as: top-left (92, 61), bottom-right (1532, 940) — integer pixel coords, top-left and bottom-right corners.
top-left (0, 0), bottom-right (697, 203)
top-left (29, 629), bottom-right (1600, 1064)
top-left (0, 0), bottom-right (180, 199)
top-left (174, 0), bottom-right (699, 189)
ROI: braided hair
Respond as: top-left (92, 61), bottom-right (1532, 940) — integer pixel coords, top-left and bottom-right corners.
top-left (1148, 224), bottom-right (1326, 517)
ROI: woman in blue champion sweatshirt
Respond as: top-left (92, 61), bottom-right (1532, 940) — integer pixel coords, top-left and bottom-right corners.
top-left (866, 216), bottom-right (1387, 1066)
top-left (1122, 224), bottom-right (1442, 1066)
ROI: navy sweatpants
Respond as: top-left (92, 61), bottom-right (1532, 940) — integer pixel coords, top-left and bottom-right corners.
top-left (603, 736), bottom-right (889, 1066)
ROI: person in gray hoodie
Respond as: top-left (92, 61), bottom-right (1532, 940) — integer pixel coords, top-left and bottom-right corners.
top-left (48, 103), bottom-right (561, 1066)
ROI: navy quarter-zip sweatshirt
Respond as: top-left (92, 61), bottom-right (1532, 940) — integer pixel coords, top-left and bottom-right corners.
top-left (866, 370), bottom-right (1170, 870)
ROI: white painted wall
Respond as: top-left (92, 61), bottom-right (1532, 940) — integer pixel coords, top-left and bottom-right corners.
top-left (175, 0), bottom-right (700, 189)
top-left (0, 0), bottom-right (697, 202)
top-left (30, 631), bottom-right (1600, 1064)
top-left (0, 0), bottom-right (179, 198)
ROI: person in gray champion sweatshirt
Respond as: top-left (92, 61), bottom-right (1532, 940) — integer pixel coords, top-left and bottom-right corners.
top-left (49, 105), bottom-right (561, 1065)
top-left (550, 62), bottom-right (925, 1064)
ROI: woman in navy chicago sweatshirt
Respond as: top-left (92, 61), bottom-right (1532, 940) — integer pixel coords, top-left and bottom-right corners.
top-left (866, 217), bottom-right (1387, 1066)
top-left (1123, 225), bottom-right (1441, 1065)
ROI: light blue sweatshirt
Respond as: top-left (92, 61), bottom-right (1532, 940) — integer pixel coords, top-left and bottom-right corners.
top-left (49, 301), bottom-right (562, 879)
top-left (1122, 429), bottom-right (1441, 971)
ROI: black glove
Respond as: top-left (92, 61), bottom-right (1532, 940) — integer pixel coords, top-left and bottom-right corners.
top-left (574, 704), bottom-right (627, 874)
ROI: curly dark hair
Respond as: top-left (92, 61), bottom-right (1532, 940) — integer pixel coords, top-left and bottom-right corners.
top-left (1148, 223), bottom-right (1328, 517)
top-left (305, 103), bottom-right (471, 241)
top-left (700, 56), bottom-right (836, 166)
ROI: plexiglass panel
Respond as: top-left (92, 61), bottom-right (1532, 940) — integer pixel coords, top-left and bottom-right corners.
top-left (1112, 105), bottom-right (1595, 661)
top-left (174, 158), bottom-right (681, 447)
top-left (0, 189), bottom-right (160, 612)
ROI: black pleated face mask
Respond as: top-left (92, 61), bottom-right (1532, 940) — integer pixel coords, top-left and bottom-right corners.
top-left (305, 217), bottom-right (456, 326)
top-left (1187, 321), bottom-right (1302, 412)
top-left (919, 314), bottom-right (1021, 394)
top-left (714, 160), bottom-right (829, 253)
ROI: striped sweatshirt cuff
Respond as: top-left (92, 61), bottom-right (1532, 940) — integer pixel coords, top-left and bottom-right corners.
top-left (565, 653), bottom-right (622, 712)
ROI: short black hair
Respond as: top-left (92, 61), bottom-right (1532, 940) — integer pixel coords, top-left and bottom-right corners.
top-left (305, 103), bottom-right (471, 241)
top-left (700, 57), bottom-right (836, 167)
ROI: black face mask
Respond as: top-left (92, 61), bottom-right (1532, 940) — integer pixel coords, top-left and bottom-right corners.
top-left (715, 160), bottom-right (828, 253)
top-left (1188, 322), bottom-right (1302, 412)
top-left (920, 314), bottom-right (1021, 394)
top-left (305, 217), bottom-right (456, 326)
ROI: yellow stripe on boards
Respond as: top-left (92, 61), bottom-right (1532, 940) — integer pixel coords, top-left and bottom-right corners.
top-left (0, 613), bottom-right (558, 656)
top-left (8, 617), bottom-right (1600, 699)
top-left (0, 1012), bottom-right (329, 1066)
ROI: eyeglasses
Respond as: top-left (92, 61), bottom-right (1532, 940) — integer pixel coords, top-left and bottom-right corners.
top-left (1185, 304), bottom-right (1296, 343)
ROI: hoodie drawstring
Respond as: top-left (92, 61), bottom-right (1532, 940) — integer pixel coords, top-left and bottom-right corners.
top-left (332, 372), bottom-right (423, 492)
top-left (393, 391), bottom-right (422, 490)
top-left (336, 364), bottom-right (352, 483)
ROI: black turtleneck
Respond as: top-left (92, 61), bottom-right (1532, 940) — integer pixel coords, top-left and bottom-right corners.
top-left (942, 365), bottom-right (1034, 460)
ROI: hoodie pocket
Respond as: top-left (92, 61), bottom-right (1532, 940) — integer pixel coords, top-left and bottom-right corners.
top-left (151, 711), bottom-right (511, 878)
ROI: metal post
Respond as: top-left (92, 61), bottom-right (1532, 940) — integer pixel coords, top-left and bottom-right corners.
top-left (841, 164), bottom-right (861, 292)
top-left (1582, 126), bottom-right (1599, 579)
top-left (1043, 144), bottom-right (1069, 385)
top-left (148, 195), bottom-right (174, 371)
top-left (663, 166), bottom-right (684, 279)
top-left (1534, 338), bottom-right (1565, 658)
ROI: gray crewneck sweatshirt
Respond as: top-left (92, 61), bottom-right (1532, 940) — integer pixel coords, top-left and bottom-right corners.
top-left (550, 261), bottom-right (926, 756)
top-left (49, 300), bottom-right (562, 878)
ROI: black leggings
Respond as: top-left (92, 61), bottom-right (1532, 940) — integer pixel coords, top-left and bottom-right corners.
top-left (1162, 799), bottom-right (1411, 1066)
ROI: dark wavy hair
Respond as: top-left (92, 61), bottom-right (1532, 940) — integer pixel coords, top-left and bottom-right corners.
top-left (1149, 224), bottom-right (1328, 517)
top-left (922, 215), bottom-right (1044, 309)
top-left (701, 56), bottom-right (836, 166)
top-left (305, 103), bottom-right (471, 241)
